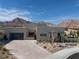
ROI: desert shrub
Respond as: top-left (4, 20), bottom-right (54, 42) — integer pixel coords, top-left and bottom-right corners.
top-left (77, 31), bottom-right (79, 37)
top-left (43, 46), bottom-right (47, 49)
top-left (5, 55), bottom-right (9, 58)
top-left (2, 48), bottom-right (9, 52)
top-left (2, 51), bottom-right (5, 54)
top-left (63, 36), bottom-right (78, 43)
top-left (37, 39), bottom-right (52, 43)
top-left (0, 45), bottom-right (4, 50)
top-left (0, 45), bottom-right (17, 59)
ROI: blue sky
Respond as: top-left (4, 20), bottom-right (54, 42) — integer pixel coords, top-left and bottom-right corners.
top-left (0, 0), bottom-right (79, 24)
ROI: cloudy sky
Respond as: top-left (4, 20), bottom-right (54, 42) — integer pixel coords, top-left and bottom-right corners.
top-left (0, 0), bottom-right (79, 24)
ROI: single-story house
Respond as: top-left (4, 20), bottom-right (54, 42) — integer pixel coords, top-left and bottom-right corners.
top-left (0, 18), bottom-right (37, 40)
top-left (0, 18), bottom-right (65, 41)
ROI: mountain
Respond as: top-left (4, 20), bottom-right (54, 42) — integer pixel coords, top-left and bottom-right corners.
top-left (12, 17), bottom-right (32, 24)
top-left (58, 19), bottom-right (79, 29)
top-left (0, 17), bottom-right (35, 27)
top-left (37, 21), bottom-right (54, 27)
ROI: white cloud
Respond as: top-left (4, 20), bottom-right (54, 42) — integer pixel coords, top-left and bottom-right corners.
top-left (0, 8), bottom-right (32, 21)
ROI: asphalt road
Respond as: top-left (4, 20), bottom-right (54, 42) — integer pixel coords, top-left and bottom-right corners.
top-left (67, 52), bottom-right (79, 59)
top-left (46, 47), bottom-right (79, 59)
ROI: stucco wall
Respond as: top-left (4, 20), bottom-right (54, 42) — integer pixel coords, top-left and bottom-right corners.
top-left (36, 26), bottom-right (51, 40)
top-left (36, 26), bottom-right (64, 40)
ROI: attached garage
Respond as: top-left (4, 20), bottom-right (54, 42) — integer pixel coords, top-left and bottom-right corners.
top-left (9, 33), bottom-right (24, 40)
top-left (5, 27), bottom-right (26, 40)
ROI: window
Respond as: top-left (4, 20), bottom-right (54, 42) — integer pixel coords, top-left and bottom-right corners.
top-left (28, 32), bottom-right (35, 37)
top-left (40, 34), bottom-right (47, 36)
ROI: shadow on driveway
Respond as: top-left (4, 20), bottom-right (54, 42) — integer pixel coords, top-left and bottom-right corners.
top-left (67, 52), bottom-right (79, 59)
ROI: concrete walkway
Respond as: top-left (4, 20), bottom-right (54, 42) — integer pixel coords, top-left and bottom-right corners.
top-left (5, 40), bottom-right (50, 59)
top-left (46, 47), bottom-right (79, 59)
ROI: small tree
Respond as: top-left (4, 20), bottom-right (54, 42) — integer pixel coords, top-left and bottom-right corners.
top-left (77, 31), bottom-right (79, 37)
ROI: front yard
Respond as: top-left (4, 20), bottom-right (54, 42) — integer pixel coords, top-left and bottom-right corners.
top-left (37, 36), bottom-right (79, 53)
top-left (0, 44), bottom-right (17, 59)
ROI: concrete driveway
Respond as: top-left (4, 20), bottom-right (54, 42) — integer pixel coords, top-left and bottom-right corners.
top-left (5, 40), bottom-right (50, 59)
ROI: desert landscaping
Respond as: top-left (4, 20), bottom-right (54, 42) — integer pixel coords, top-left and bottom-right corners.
top-left (0, 44), bottom-right (17, 59)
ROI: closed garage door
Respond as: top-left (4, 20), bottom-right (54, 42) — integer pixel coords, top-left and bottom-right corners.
top-left (9, 33), bottom-right (24, 40)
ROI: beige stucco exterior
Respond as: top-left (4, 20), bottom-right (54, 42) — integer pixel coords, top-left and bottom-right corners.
top-left (36, 24), bottom-right (65, 40)
top-left (0, 23), bottom-right (36, 40)
top-left (0, 18), bottom-right (65, 40)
